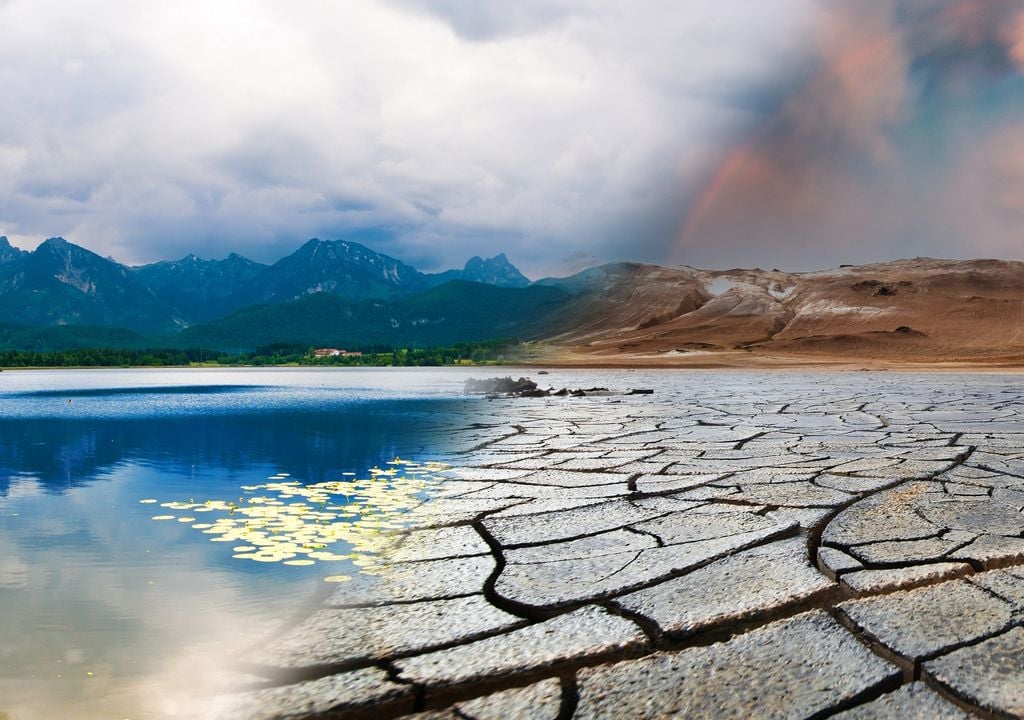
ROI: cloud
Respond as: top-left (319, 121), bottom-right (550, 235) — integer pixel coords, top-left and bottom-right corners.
top-left (6, 0), bottom-right (1017, 275)
top-left (0, 0), bottom-right (815, 273)
top-left (674, 0), bottom-right (1024, 270)
top-left (388, 0), bottom-right (584, 41)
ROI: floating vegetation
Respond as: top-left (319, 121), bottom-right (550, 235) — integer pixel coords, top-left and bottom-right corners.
top-left (143, 459), bottom-right (450, 578)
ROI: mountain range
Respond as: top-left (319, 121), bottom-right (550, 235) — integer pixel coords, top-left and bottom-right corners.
top-left (2, 233), bottom-right (1024, 363)
top-left (0, 236), bottom-right (541, 349)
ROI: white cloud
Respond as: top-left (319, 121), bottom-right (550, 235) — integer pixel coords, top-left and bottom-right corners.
top-left (0, 0), bottom-right (816, 274)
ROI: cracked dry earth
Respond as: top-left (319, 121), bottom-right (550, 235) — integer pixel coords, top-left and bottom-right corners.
top-left (219, 373), bottom-right (1024, 719)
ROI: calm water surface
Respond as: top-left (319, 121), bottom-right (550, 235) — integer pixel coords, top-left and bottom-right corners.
top-left (0, 368), bottom-right (486, 720)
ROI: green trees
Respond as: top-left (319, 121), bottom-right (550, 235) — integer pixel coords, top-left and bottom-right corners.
top-left (0, 339), bottom-right (520, 368)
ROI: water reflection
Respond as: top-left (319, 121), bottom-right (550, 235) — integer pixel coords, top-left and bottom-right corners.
top-left (0, 401), bottom-right (455, 496)
top-left (0, 370), bottom-right (470, 720)
top-left (12, 384), bottom-right (258, 398)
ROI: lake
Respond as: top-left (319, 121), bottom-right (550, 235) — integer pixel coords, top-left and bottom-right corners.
top-left (0, 367), bottom-right (489, 720)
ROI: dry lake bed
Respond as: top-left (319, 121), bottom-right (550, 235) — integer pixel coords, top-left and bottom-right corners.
top-left (216, 369), bottom-right (1024, 720)
top-left (4, 368), bottom-right (1024, 719)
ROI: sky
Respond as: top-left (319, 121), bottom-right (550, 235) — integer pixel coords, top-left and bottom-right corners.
top-left (0, 0), bottom-right (1022, 276)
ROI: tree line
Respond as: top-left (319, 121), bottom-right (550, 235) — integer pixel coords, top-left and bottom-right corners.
top-left (0, 338), bottom-right (520, 368)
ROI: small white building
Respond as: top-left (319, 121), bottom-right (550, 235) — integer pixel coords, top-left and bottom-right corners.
top-left (312, 348), bottom-right (363, 357)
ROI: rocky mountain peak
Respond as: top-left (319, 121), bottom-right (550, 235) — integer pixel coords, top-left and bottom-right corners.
top-left (460, 253), bottom-right (530, 288)
top-left (0, 236), bottom-right (25, 264)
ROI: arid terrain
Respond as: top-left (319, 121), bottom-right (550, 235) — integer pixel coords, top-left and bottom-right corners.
top-left (532, 258), bottom-right (1024, 368)
top-left (222, 371), bottom-right (1024, 719)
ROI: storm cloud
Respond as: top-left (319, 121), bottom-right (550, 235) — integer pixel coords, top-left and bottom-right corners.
top-left (0, 0), bottom-right (814, 273)
top-left (676, 0), bottom-right (1024, 270)
top-left (1, 1), bottom-right (1020, 274)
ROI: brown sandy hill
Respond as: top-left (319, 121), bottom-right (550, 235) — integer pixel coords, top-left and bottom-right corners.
top-left (539, 258), bottom-right (1024, 363)
top-left (538, 263), bottom-right (710, 344)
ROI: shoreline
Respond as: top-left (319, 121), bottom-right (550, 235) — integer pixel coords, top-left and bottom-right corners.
top-left (513, 344), bottom-right (1024, 372)
top-left (5, 339), bottom-right (1024, 372)
top-left (3, 357), bottom-right (1024, 373)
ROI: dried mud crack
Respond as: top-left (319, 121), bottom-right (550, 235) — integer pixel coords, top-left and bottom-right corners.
top-left (215, 373), bottom-right (1024, 719)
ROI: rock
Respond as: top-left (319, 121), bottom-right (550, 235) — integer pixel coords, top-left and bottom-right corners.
top-left (214, 667), bottom-right (414, 720)
top-left (454, 678), bottom-right (563, 720)
top-left (948, 533), bottom-right (1024, 567)
top-left (328, 554), bottom-right (494, 606)
top-left (840, 563), bottom-right (971, 595)
top-left (816, 546), bottom-right (863, 580)
top-left (482, 498), bottom-right (672, 547)
top-left (924, 627), bottom-right (1024, 717)
top-left (846, 532), bottom-right (975, 565)
top-left (394, 605), bottom-right (647, 691)
top-left (575, 611), bottom-right (900, 719)
top-left (918, 497), bottom-right (1024, 536)
top-left (494, 511), bottom-right (795, 608)
top-left (966, 568), bottom-right (1024, 608)
top-left (822, 484), bottom-right (943, 547)
top-left (615, 537), bottom-right (833, 638)
top-left (830, 681), bottom-right (971, 719)
top-left (256, 595), bottom-right (525, 668)
top-left (838, 579), bottom-right (1014, 663)
top-left (386, 525), bottom-right (491, 563)
top-left (464, 377), bottom-right (539, 395)
top-left (464, 377), bottom-right (630, 398)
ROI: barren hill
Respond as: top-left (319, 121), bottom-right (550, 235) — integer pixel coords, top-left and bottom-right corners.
top-left (540, 258), bottom-right (1024, 364)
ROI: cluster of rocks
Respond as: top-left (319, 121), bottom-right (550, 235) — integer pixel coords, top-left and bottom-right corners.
top-left (464, 376), bottom-right (653, 399)
top-left (219, 373), bottom-right (1024, 719)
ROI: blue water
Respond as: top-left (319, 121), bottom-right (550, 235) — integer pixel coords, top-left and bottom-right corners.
top-left (0, 368), bottom-right (479, 720)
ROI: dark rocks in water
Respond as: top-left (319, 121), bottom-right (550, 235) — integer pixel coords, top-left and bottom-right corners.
top-left (464, 377), bottom-right (538, 395)
top-left (538, 370), bottom-right (550, 375)
top-left (627, 389), bottom-right (654, 395)
top-left (466, 377), bottom-right (646, 399)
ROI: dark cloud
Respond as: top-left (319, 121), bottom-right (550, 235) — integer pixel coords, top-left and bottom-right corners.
top-left (0, 0), bottom-right (817, 274)
top-left (26, 0), bottom-right (1023, 274)
top-left (674, 0), bottom-right (1024, 270)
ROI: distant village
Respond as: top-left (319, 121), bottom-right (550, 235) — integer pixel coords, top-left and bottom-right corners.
top-left (311, 348), bottom-right (363, 358)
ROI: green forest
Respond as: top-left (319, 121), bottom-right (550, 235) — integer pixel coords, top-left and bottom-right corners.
top-left (0, 338), bottom-right (521, 368)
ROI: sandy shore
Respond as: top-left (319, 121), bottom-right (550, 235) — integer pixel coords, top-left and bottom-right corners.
top-left (514, 342), bottom-right (1024, 372)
